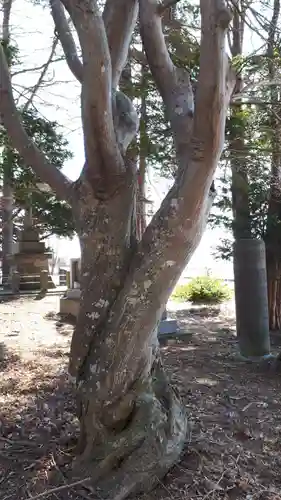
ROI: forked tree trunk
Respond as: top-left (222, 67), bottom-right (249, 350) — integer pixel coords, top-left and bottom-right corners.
top-left (0, 0), bottom-right (236, 497)
top-left (68, 179), bottom-right (188, 496)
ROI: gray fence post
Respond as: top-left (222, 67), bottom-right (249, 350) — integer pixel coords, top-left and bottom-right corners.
top-left (11, 270), bottom-right (20, 294)
top-left (40, 270), bottom-right (48, 293)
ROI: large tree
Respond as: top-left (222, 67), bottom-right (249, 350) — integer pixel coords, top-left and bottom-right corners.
top-left (0, 0), bottom-right (235, 497)
top-left (210, 1), bottom-right (281, 331)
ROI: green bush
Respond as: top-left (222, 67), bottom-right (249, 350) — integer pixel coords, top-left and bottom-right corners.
top-left (171, 276), bottom-right (232, 304)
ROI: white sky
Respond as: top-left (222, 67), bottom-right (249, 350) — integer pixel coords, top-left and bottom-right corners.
top-left (3, 0), bottom-right (267, 279)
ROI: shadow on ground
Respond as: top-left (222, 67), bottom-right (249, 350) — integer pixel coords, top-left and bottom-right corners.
top-left (0, 295), bottom-right (21, 304)
top-left (1, 302), bottom-right (281, 500)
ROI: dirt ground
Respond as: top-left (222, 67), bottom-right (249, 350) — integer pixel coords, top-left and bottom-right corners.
top-left (1, 296), bottom-right (281, 500)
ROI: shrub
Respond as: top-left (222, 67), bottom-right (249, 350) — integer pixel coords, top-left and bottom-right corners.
top-left (171, 276), bottom-right (232, 304)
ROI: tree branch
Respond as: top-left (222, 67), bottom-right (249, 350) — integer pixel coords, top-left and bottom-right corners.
top-left (23, 36), bottom-right (59, 112)
top-left (49, 0), bottom-right (83, 82)
top-left (102, 0), bottom-right (138, 89)
top-left (0, 44), bottom-right (74, 202)
top-left (60, 0), bottom-right (124, 185)
top-left (158, 0), bottom-right (181, 14)
top-left (139, 0), bottom-right (194, 165)
top-left (192, 0), bottom-right (234, 151)
top-left (139, 0), bottom-right (174, 100)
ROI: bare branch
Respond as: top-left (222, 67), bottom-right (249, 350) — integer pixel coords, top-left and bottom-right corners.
top-left (0, 44), bottom-right (74, 202)
top-left (11, 56), bottom-right (64, 78)
top-left (193, 1), bottom-right (234, 149)
top-left (49, 0), bottom-right (83, 82)
top-left (158, 0), bottom-right (181, 14)
top-left (103, 0), bottom-right (138, 88)
top-left (139, 0), bottom-right (174, 100)
top-left (23, 36), bottom-right (59, 112)
top-left (139, 0), bottom-right (194, 167)
top-left (60, 0), bottom-right (124, 184)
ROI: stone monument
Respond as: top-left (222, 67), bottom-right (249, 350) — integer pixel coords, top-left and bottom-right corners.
top-left (59, 258), bottom-right (81, 316)
top-left (13, 209), bottom-right (54, 291)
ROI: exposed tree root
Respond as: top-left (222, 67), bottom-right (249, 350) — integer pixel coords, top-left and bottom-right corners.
top-left (73, 357), bottom-right (188, 500)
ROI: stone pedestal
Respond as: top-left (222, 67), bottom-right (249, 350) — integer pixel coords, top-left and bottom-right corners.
top-left (234, 238), bottom-right (271, 360)
top-left (60, 287), bottom-right (81, 317)
top-left (13, 226), bottom-right (55, 291)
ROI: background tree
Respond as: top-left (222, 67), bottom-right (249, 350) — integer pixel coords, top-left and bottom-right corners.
top-left (0, 0), bottom-right (235, 497)
top-left (210, 0), bottom-right (281, 331)
top-left (1, 0), bottom-right (14, 280)
top-left (0, 0), bottom-right (73, 278)
top-left (0, 107), bottom-right (74, 249)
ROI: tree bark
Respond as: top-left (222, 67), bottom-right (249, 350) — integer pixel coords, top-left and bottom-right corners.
top-left (1, 0), bottom-right (14, 282)
top-left (229, 3), bottom-right (251, 241)
top-left (69, 176), bottom-right (188, 498)
top-left (0, 1), bottom-right (236, 497)
top-left (265, 0), bottom-right (281, 331)
top-left (1, 164), bottom-right (13, 282)
top-left (137, 58), bottom-right (148, 240)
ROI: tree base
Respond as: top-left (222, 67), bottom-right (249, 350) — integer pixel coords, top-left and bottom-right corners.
top-left (72, 357), bottom-right (188, 500)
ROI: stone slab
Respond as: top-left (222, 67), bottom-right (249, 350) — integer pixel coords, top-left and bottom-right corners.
top-left (157, 319), bottom-right (179, 336)
top-left (19, 241), bottom-right (45, 253)
top-left (66, 288), bottom-right (81, 300)
top-left (60, 297), bottom-right (80, 317)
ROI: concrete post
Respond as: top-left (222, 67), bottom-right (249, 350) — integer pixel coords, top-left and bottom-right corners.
top-left (11, 270), bottom-right (20, 294)
top-left (233, 238), bottom-right (271, 360)
top-left (40, 270), bottom-right (49, 293)
top-left (66, 270), bottom-right (70, 289)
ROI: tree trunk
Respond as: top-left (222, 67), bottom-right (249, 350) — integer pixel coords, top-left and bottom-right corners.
top-left (229, 6), bottom-right (251, 241)
top-left (265, 0), bottom-right (281, 331)
top-left (1, 0), bottom-right (14, 283)
top-left (69, 180), bottom-right (187, 498)
top-left (2, 163), bottom-right (13, 283)
top-left (267, 256), bottom-right (281, 331)
top-left (0, 0), bottom-right (236, 497)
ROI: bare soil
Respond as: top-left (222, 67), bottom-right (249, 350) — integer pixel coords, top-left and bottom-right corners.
top-left (0, 296), bottom-right (281, 500)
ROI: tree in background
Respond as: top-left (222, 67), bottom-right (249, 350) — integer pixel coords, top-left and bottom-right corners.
top-left (210, 0), bottom-right (281, 331)
top-left (0, 0), bottom-right (235, 496)
top-left (0, 107), bottom-right (75, 244)
top-left (0, 0), bottom-right (74, 278)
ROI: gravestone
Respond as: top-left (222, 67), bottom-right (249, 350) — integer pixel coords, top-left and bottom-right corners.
top-left (59, 258), bottom-right (81, 316)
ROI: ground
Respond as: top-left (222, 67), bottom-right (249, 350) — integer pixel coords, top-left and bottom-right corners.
top-left (1, 297), bottom-right (281, 500)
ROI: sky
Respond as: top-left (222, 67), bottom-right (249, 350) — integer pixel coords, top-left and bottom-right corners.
top-left (2, 0), bottom-right (267, 279)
